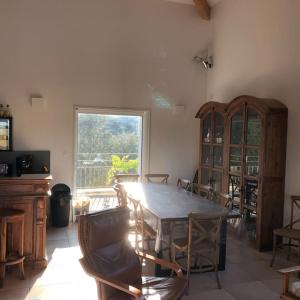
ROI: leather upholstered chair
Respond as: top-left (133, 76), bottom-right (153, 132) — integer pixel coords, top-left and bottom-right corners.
top-left (78, 206), bottom-right (187, 300)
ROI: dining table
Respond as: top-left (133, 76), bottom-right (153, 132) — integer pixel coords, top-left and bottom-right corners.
top-left (122, 182), bottom-right (229, 276)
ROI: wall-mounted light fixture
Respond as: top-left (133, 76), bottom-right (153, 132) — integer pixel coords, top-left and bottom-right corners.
top-left (31, 96), bottom-right (46, 110)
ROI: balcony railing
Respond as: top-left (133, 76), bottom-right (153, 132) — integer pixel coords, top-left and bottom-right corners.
top-left (76, 152), bottom-right (138, 189)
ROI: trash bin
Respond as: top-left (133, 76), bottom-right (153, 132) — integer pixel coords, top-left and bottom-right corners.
top-left (50, 183), bottom-right (72, 227)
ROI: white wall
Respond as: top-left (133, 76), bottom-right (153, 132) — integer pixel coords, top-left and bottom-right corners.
top-left (207, 0), bottom-right (300, 220)
top-left (0, 0), bottom-right (212, 186)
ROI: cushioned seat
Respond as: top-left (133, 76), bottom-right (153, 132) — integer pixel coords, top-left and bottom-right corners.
top-left (109, 276), bottom-right (186, 300)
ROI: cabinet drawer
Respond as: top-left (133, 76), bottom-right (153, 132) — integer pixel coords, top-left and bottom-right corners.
top-left (0, 184), bottom-right (33, 194)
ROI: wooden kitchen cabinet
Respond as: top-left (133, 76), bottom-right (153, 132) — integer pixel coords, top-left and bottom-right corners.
top-left (0, 175), bottom-right (51, 267)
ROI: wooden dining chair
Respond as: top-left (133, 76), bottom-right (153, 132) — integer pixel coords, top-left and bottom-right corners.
top-left (114, 173), bottom-right (140, 183)
top-left (144, 173), bottom-right (169, 184)
top-left (127, 195), bottom-right (156, 252)
top-left (113, 183), bottom-right (127, 206)
top-left (271, 195), bottom-right (300, 267)
top-left (278, 265), bottom-right (300, 299)
top-left (177, 178), bottom-right (191, 190)
top-left (211, 191), bottom-right (242, 235)
top-left (198, 184), bottom-right (214, 200)
top-left (78, 206), bottom-right (187, 300)
top-left (171, 211), bottom-right (227, 293)
top-left (211, 192), bottom-right (233, 209)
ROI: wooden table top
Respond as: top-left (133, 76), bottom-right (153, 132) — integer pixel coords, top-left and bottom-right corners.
top-left (122, 182), bottom-right (227, 221)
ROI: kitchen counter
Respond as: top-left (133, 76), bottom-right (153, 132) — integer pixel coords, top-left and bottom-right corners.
top-left (0, 174), bottom-right (52, 181)
top-left (0, 174), bottom-right (52, 267)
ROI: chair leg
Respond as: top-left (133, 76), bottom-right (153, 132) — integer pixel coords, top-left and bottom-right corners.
top-left (215, 264), bottom-right (221, 289)
top-left (171, 245), bottom-right (176, 277)
top-left (270, 234), bottom-right (277, 267)
top-left (287, 238), bottom-right (292, 261)
top-left (19, 262), bottom-right (25, 280)
top-left (0, 220), bottom-right (7, 288)
top-left (146, 238), bottom-right (151, 252)
top-left (18, 221), bottom-right (25, 280)
top-left (0, 264), bottom-right (4, 289)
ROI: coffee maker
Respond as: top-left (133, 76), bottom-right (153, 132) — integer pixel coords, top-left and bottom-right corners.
top-left (16, 155), bottom-right (33, 176)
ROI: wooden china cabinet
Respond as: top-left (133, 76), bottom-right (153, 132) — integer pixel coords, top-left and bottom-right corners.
top-left (196, 95), bottom-right (288, 250)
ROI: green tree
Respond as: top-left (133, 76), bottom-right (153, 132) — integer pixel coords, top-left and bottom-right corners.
top-left (106, 155), bottom-right (138, 184)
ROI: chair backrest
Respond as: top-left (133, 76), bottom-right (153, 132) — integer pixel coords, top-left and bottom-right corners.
top-left (114, 173), bottom-right (140, 183)
top-left (113, 183), bottom-right (127, 206)
top-left (212, 192), bottom-right (233, 209)
top-left (144, 173), bottom-right (169, 184)
top-left (188, 211), bottom-right (227, 251)
top-left (127, 195), bottom-right (145, 251)
top-left (289, 195), bottom-right (300, 228)
top-left (78, 207), bottom-right (141, 299)
top-left (177, 178), bottom-right (191, 190)
top-left (198, 184), bottom-right (214, 200)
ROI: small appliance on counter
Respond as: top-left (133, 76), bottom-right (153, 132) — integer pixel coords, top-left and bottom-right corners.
top-left (0, 163), bottom-right (12, 176)
top-left (16, 155), bottom-right (33, 176)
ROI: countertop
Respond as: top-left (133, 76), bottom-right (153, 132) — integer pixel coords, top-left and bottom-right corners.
top-left (0, 174), bottom-right (52, 181)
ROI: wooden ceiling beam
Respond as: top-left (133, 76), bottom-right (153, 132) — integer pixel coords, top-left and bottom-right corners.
top-left (193, 0), bottom-right (210, 20)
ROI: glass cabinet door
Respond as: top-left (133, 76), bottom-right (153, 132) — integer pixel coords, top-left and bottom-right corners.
top-left (228, 106), bottom-right (261, 218)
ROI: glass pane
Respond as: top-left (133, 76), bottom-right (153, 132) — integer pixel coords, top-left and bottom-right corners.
top-left (244, 180), bottom-right (258, 209)
top-left (201, 145), bottom-right (211, 166)
top-left (229, 147), bottom-right (242, 173)
top-left (213, 146), bottom-right (223, 168)
top-left (0, 118), bottom-right (10, 151)
top-left (229, 175), bottom-right (241, 208)
top-left (247, 109), bottom-right (261, 145)
top-left (212, 171), bottom-right (222, 192)
top-left (231, 110), bottom-right (244, 145)
top-left (200, 168), bottom-right (210, 185)
top-left (202, 113), bottom-right (212, 143)
top-left (214, 112), bottom-right (224, 144)
top-left (244, 180), bottom-right (258, 240)
top-left (245, 148), bottom-right (259, 176)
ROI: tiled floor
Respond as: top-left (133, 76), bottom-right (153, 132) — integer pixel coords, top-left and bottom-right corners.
top-left (0, 224), bottom-right (298, 300)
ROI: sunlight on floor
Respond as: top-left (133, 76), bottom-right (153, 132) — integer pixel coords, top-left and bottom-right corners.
top-left (0, 222), bottom-right (297, 300)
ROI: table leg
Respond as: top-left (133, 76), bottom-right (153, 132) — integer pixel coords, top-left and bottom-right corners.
top-left (155, 249), bottom-right (163, 276)
top-left (218, 219), bottom-right (227, 271)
